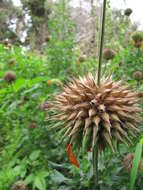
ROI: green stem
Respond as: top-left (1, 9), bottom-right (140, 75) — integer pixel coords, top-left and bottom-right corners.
top-left (93, 0), bottom-right (107, 188)
top-left (93, 145), bottom-right (98, 186)
top-left (97, 0), bottom-right (107, 86)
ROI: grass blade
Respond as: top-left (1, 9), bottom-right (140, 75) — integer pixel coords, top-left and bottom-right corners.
top-left (130, 143), bottom-right (142, 190)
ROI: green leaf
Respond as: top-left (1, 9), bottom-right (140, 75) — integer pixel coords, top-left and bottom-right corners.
top-left (24, 174), bottom-right (34, 185)
top-left (29, 150), bottom-right (41, 161)
top-left (34, 176), bottom-right (46, 190)
top-left (51, 170), bottom-right (71, 184)
top-left (130, 143), bottom-right (142, 190)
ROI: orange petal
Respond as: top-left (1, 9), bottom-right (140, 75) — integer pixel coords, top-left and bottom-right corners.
top-left (66, 144), bottom-right (80, 168)
top-left (88, 147), bottom-right (91, 152)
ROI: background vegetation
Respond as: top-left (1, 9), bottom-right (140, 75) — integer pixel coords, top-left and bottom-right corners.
top-left (0, 0), bottom-right (143, 189)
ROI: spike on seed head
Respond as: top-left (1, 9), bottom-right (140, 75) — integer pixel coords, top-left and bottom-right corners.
top-left (103, 49), bottom-right (116, 60)
top-left (49, 74), bottom-right (142, 153)
top-left (3, 71), bottom-right (16, 83)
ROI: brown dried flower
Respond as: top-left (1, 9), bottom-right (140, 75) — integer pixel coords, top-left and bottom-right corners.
top-left (50, 74), bottom-right (142, 152)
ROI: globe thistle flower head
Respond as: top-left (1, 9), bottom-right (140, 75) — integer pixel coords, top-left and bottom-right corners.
top-left (124, 8), bottom-right (132, 16)
top-left (50, 74), bottom-right (142, 153)
top-left (133, 71), bottom-right (143, 80)
top-left (3, 71), bottom-right (16, 83)
top-left (103, 49), bottom-right (116, 60)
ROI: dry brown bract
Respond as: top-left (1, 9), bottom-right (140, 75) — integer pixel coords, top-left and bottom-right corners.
top-left (50, 74), bottom-right (142, 152)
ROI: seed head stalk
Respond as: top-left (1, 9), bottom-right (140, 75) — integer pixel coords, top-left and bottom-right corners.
top-left (93, 0), bottom-right (107, 187)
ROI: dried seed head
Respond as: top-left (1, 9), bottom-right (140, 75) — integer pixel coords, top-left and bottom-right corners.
top-left (133, 71), bottom-right (143, 80)
top-left (3, 71), bottom-right (16, 83)
top-left (124, 8), bottom-right (132, 16)
top-left (49, 74), bottom-right (142, 152)
top-left (103, 49), bottom-right (116, 60)
top-left (11, 180), bottom-right (25, 190)
top-left (28, 123), bottom-right (37, 129)
top-left (123, 153), bottom-right (142, 172)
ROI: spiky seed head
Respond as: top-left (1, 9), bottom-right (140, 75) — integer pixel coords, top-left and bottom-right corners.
top-left (3, 71), bottom-right (16, 83)
top-left (49, 74), bottom-right (142, 152)
top-left (11, 180), bottom-right (25, 190)
top-left (133, 71), bottom-right (143, 80)
top-left (123, 153), bottom-right (142, 172)
top-left (124, 8), bottom-right (132, 16)
top-left (103, 49), bottom-right (116, 60)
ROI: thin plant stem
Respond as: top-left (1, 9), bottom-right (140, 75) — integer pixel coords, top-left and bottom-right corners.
top-left (97, 0), bottom-right (107, 86)
top-left (93, 145), bottom-right (99, 186)
top-left (93, 0), bottom-right (107, 188)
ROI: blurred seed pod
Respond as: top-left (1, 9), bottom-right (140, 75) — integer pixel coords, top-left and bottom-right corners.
top-left (3, 71), bottom-right (16, 83)
top-left (49, 74), bottom-right (142, 153)
top-left (131, 31), bottom-right (143, 48)
top-left (9, 58), bottom-right (16, 65)
top-left (11, 180), bottom-right (26, 190)
top-left (45, 35), bottom-right (50, 42)
top-left (124, 8), bottom-right (133, 16)
top-left (7, 43), bottom-right (12, 49)
top-left (103, 49), bottom-right (116, 60)
top-left (3, 38), bottom-right (9, 46)
top-left (133, 71), bottom-right (143, 80)
top-left (28, 123), bottom-right (37, 129)
top-left (78, 54), bottom-right (87, 63)
top-left (123, 153), bottom-right (142, 172)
